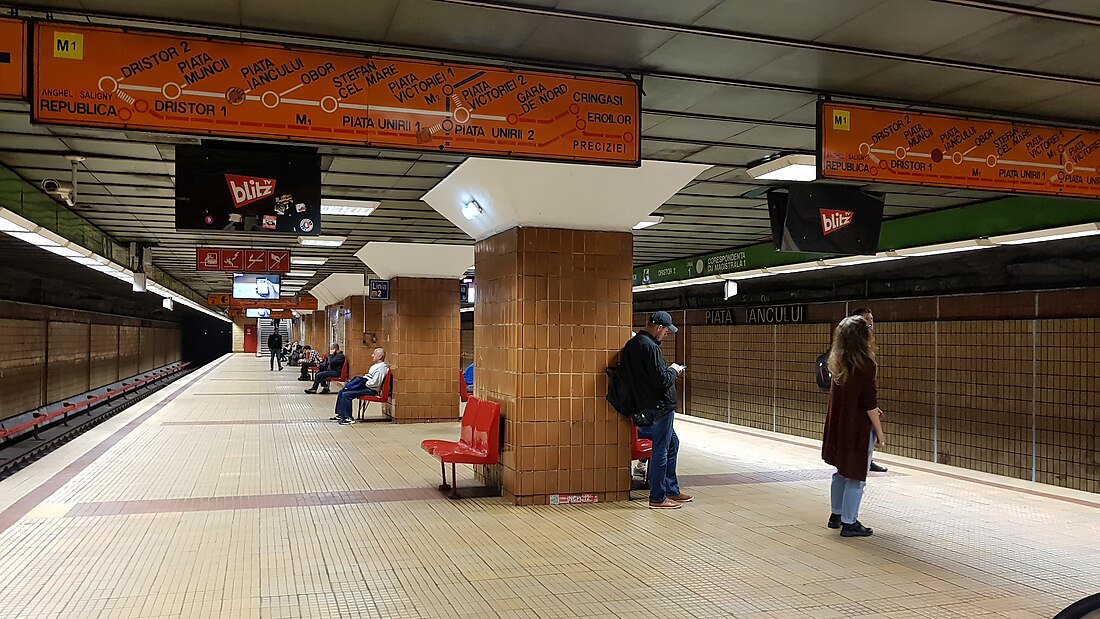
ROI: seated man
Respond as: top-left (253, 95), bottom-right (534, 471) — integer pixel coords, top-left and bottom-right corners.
top-left (463, 363), bottom-right (474, 391)
top-left (304, 345), bottom-right (345, 394)
top-left (297, 346), bottom-right (321, 381)
top-left (332, 347), bottom-right (389, 425)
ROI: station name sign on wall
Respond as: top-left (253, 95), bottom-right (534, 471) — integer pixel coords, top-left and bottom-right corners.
top-left (702, 305), bottom-right (806, 325)
top-left (33, 23), bottom-right (640, 165)
top-left (821, 102), bottom-right (1100, 199)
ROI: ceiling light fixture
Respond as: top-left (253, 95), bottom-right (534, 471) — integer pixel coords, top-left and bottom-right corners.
top-left (747, 154), bottom-right (817, 182)
top-left (284, 270), bottom-right (315, 278)
top-left (291, 257), bottom-right (327, 266)
top-left (462, 199), bottom-right (483, 220)
top-left (989, 223), bottom-right (1100, 245)
top-left (896, 239), bottom-right (997, 257)
top-left (281, 279), bottom-right (308, 286)
top-left (633, 216), bottom-right (664, 230)
top-left (298, 235), bottom-right (346, 247)
top-left (321, 198), bottom-right (380, 217)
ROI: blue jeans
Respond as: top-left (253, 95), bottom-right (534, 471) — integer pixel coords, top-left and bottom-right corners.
top-left (640, 411), bottom-right (680, 503)
top-left (335, 387), bottom-right (378, 420)
top-left (830, 432), bottom-right (876, 524)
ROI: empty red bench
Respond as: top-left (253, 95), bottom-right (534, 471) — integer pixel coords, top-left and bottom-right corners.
top-left (355, 370), bottom-right (394, 419)
top-left (420, 396), bottom-right (500, 498)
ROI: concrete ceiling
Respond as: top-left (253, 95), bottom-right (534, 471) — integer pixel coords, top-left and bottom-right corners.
top-left (1, 0), bottom-right (1098, 299)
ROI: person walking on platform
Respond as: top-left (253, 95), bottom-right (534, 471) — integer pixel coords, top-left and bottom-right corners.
top-left (304, 345), bottom-right (345, 394)
top-left (332, 348), bottom-right (389, 425)
top-left (268, 327), bottom-right (284, 371)
top-left (822, 315), bottom-right (886, 538)
top-left (620, 311), bottom-right (691, 510)
top-left (852, 307), bottom-right (888, 474)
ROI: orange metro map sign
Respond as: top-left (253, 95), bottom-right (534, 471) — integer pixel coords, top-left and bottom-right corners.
top-left (821, 102), bottom-right (1100, 199)
top-left (32, 22), bottom-right (640, 165)
top-left (0, 18), bottom-right (27, 99)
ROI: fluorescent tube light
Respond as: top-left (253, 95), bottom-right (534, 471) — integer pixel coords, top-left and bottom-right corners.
top-left (291, 257), bottom-right (327, 266)
top-left (747, 154), bottom-right (817, 182)
top-left (721, 270), bottom-right (770, 280)
top-left (989, 223), bottom-right (1100, 245)
top-left (767, 262), bottom-right (832, 274)
top-left (633, 216), bottom-right (664, 230)
top-left (321, 199), bottom-right (379, 217)
top-left (284, 270), bottom-right (315, 278)
top-left (298, 235), bottom-right (346, 247)
top-left (896, 239), bottom-right (996, 257)
top-left (821, 253), bottom-right (904, 266)
top-left (282, 279), bottom-right (308, 286)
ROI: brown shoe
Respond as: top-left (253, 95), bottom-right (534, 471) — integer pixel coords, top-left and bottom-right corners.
top-left (669, 493), bottom-right (693, 503)
top-left (647, 499), bottom-right (682, 510)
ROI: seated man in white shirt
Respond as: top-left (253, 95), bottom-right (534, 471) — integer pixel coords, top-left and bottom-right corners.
top-left (332, 347), bottom-right (389, 425)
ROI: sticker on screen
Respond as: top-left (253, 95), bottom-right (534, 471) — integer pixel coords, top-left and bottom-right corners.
top-left (232, 273), bottom-right (281, 299)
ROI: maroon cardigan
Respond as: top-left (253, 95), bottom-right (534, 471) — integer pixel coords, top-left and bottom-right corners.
top-left (821, 363), bottom-right (879, 481)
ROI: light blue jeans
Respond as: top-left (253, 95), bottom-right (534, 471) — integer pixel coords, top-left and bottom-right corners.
top-left (830, 432), bottom-right (876, 525)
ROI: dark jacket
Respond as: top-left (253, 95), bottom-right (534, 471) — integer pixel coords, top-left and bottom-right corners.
top-left (323, 352), bottom-right (346, 373)
top-left (620, 330), bottom-right (678, 417)
top-left (267, 332), bottom-right (283, 351)
top-left (821, 364), bottom-right (878, 481)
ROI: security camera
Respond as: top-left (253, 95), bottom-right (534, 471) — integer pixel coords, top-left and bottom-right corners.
top-left (41, 179), bottom-right (75, 206)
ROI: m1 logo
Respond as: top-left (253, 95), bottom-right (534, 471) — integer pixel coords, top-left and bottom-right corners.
top-left (225, 174), bottom-right (275, 208)
top-left (820, 209), bottom-right (854, 235)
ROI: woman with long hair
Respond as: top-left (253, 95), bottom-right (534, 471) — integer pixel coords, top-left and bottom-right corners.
top-left (822, 315), bottom-right (886, 537)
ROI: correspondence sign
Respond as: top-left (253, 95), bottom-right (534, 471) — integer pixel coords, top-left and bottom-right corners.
top-left (33, 23), bottom-right (640, 165)
top-left (0, 18), bottom-right (27, 99)
top-left (821, 102), bottom-right (1100, 199)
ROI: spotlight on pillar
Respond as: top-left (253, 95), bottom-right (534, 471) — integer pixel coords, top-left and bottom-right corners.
top-left (132, 272), bottom-right (147, 292)
top-left (723, 279), bottom-right (738, 300)
top-left (462, 199), bottom-right (483, 220)
top-left (162, 297), bottom-right (174, 311)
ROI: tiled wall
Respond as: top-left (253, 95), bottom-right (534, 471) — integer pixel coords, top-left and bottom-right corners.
top-left (337, 295), bottom-right (384, 377)
top-left (682, 311), bottom-right (1099, 494)
top-left (460, 325), bottom-right (473, 369)
top-left (381, 278), bottom-right (460, 423)
top-left (0, 305), bottom-right (181, 421)
top-left (475, 227), bottom-right (634, 505)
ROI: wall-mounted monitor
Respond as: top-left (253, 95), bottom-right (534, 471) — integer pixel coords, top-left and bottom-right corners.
top-left (245, 308), bottom-right (272, 318)
top-left (233, 273), bottom-right (281, 300)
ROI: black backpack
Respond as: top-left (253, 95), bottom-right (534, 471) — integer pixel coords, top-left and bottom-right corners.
top-left (814, 351), bottom-right (832, 391)
top-left (605, 361), bottom-right (638, 420)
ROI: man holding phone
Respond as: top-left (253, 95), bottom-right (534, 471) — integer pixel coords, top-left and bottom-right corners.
top-left (621, 311), bottom-right (691, 509)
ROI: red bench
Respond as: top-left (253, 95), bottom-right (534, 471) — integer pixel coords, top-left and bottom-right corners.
top-left (317, 359), bottom-right (349, 390)
top-left (355, 370), bottom-right (394, 419)
top-left (631, 423), bottom-right (653, 490)
top-left (420, 396), bottom-right (500, 499)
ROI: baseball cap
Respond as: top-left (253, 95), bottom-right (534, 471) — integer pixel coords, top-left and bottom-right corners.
top-left (649, 311), bottom-right (678, 333)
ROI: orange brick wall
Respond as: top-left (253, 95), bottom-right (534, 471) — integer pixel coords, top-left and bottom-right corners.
top-left (381, 278), bottom-right (460, 423)
top-left (475, 227), bottom-right (634, 505)
top-left (0, 303), bottom-right (181, 421)
top-left (338, 295), bottom-right (384, 376)
top-left (678, 293), bottom-right (1099, 494)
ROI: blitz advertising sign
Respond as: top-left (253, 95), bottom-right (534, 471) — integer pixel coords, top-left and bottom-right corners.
top-left (175, 143), bottom-right (321, 235)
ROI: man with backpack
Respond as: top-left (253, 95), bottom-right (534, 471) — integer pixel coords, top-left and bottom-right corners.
top-left (618, 311), bottom-right (691, 509)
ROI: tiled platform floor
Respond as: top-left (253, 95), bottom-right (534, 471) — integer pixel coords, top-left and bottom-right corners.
top-left (0, 354), bottom-right (1097, 618)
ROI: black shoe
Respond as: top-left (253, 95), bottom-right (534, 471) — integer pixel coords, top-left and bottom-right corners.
top-left (828, 513), bottom-right (841, 529)
top-left (304, 389), bottom-right (317, 394)
top-left (319, 389), bottom-right (330, 394)
top-left (329, 416), bottom-right (341, 421)
top-left (869, 461), bottom-right (888, 473)
top-left (840, 521), bottom-right (873, 537)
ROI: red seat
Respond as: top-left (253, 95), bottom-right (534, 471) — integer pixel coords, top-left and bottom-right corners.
top-left (422, 396), bottom-right (479, 456)
top-left (355, 370), bottom-right (393, 419)
top-left (319, 359), bottom-right (349, 387)
top-left (458, 371), bottom-right (470, 403)
top-left (421, 399), bottom-right (501, 498)
top-left (631, 423), bottom-right (653, 461)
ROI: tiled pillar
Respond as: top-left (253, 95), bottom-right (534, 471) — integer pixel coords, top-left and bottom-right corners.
top-left (475, 227), bottom-right (633, 505)
top-left (339, 295), bottom-right (384, 373)
top-left (381, 277), bottom-right (460, 423)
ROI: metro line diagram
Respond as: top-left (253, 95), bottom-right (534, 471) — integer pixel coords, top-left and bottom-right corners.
top-left (858, 141), bottom-right (1097, 184)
